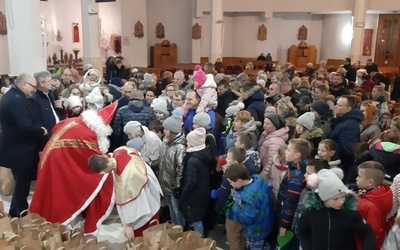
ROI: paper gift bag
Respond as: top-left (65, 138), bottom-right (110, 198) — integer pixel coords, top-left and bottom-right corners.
top-left (143, 221), bottom-right (173, 247)
top-left (125, 237), bottom-right (147, 250)
top-left (0, 213), bottom-right (13, 235)
top-left (0, 167), bottom-right (14, 196)
top-left (0, 200), bottom-right (4, 214)
top-left (160, 225), bottom-right (183, 249)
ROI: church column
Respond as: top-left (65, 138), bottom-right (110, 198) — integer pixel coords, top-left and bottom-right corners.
top-left (120, 0), bottom-right (147, 67)
top-left (349, 0), bottom-right (367, 62)
top-left (210, 0), bottom-right (223, 63)
top-left (81, 0), bottom-right (102, 76)
top-left (5, 0), bottom-right (44, 76)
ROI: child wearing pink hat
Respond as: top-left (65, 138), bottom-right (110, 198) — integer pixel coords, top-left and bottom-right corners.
top-left (192, 65), bottom-right (218, 114)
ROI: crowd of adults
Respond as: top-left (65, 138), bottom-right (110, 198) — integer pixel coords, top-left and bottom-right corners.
top-left (1, 55), bottom-right (400, 249)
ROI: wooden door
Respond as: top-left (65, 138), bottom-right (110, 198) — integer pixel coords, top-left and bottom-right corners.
top-left (375, 14), bottom-right (400, 67)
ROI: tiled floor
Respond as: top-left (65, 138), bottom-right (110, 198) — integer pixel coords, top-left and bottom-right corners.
top-left (0, 183), bottom-right (228, 250)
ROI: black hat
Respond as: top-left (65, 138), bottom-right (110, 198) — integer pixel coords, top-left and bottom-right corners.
top-left (265, 113), bottom-right (286, 130)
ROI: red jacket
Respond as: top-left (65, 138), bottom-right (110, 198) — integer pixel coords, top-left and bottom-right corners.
top-left (357, 184), bottom-right (393, 250)
top-left (360, 80), bottom-right (376, 94)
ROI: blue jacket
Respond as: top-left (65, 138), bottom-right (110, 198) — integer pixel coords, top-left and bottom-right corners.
top-left (276, 160), bottom-right (307, 230)
top-left (112, 100), bottom-right (154, 146)
top-left (329, 109), bottom-right (363, 175)
top-left (244, 89), bottom-right (265, 122)
top-left (232, 174), bottom-right (275, 240)
top-left (183, 109), bottom-right (216, 132)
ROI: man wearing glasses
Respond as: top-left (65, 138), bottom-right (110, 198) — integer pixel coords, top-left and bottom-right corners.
top-left (0, 73), bottom-right (48, 218)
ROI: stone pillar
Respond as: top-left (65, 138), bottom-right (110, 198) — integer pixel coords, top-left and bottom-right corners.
top-left (5, 0), bottom-right (44, 76)
top-left (210, 0), bottom-right (223, 63)
top-left (81, 0), bottom-right (102, 76)
top-left (349, 0), bottom-right (367, 62)
top-left (121, 0), bottom-right (147, 67)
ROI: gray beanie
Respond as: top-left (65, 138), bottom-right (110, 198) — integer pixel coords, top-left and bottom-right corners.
top-left (265, 113), bottom-right (286, 130)
top-left (127, 137), bottom-right (144, 151)
top-left (296, 112), bottom-right (315, 131)
top-left (317, 169), bottom-right (348, 201)
top-left (193, 112), bottom-right (211, 129)
top-left (214, 73), bottom-right (224, 83)
top-left (163, 115), bottom-right (182, 134)
top-left (123, 121), bottom-right (142, 135)
top-left (225, 102), bottom-right (245, 117)
top-left (153, 101), bottom-right (169, 116)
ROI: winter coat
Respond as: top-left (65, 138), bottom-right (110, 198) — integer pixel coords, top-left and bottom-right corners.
top-left (137, 126), bottom-right (162, 169)
top-left (232, 175), bottom-right (275, 240)
top-left (180, 147), bottom-right (211, 222)
top-left (276, 160), bottom-right (308, 229)
top-left (285, 117), bottom-right (297, 140)
top-left (242, 86), bottom-right (265, 122)
top-left (283, 88), bottom-right (301, 107)
top-left (329, 85), bottom-right (349, 99)
top-left (360, 119), bottom-right (381, 143)
top-left (369, 141), bottom-right (400, 182)
top-left (360, 79), bottom-right (377, 94)
top-left (389, 174), bottom-right (400, 220)
top-left (158, 133), bottom-right (186, 195)
top-left (112, 100), bottom-right (154, 145)
top-left (297, 192), bottom-right (376, 250)
top-left (258, 126), bottom-right (289, 177)
top-left (269, 154), bottom-right (288, 199)
top-left (225, 118), bottom-right (259, 153)
top-left (196, 74), bottom-right (218, 112)
top-left (215, 89), bottom-right (237, 117)
top-left (329, 109), bottom-right (363, 176)
top-left (357, 184), bottom-right (393, 249)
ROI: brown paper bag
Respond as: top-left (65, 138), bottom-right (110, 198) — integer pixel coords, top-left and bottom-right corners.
top-left (142, 221), bottom-right (173, 247)
top-left (125, 237), bottom-right (147, 250)
top-left (0, 200), bottom-right (4, 214)
top-left (0, 167), bottom-right (14, 196)
top-left (0, 214), bottom-right (13, 235)
top-left (160, 225), bottom-right (183, 249)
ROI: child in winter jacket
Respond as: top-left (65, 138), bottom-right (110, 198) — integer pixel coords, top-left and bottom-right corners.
top-left (225, 162), bottom-right (275, 250)
top-left (356, 161), bottom-right (393, 249)
top-left (297, 169), bottom-right (376, 250)
top-left (294, 112), bottom-right (323, 158)
top-left (317, 139), bottom-right (342, 169)
top-left (268, 144), bottom-right (288, 199)
top-left (192, 65), bottom-right (218, 114)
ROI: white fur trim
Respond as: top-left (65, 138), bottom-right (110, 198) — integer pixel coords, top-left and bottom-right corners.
top-left (81, 110), bottom-right (113, 154)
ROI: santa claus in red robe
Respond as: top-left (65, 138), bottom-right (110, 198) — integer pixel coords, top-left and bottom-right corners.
top-left (30, 103), bottom-right (117, 233)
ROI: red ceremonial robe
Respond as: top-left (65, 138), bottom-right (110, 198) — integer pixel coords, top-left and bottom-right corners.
top-left (30, 103), bottom-right (117, 233)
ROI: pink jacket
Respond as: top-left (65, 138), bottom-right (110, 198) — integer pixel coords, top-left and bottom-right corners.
top-left (269, 154), bottom-right (289, 199)
top-left (196, 74), bottom-right (218, 113)
top-left (258, 126), bottom-right (289, 178)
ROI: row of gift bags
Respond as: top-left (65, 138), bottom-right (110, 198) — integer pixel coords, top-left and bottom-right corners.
top-left (0, 205), bottom-right (110, 250)
top-left (0, 166), bottom-right (14, 196)
top-left (126, 221), bottom-right (218, 250)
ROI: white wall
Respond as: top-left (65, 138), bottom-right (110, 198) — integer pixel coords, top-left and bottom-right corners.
top-left (99, 0), bottom-right (121, 60)
top-left (40, 0), bottom-right (83, 62)
top-left (147, 0), bottom-right (193, 64)
top-left (0, 0), bottom-right (9, 74)
top-left (320, 14), bottom-right (353, 61)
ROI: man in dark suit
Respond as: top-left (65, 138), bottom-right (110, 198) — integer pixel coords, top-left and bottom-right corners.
top-left (0, 73), bottom-right (48, 217)
top-left (31, 70), bottom-right (64, 151)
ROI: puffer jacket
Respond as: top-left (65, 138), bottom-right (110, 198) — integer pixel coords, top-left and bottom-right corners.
top-left (360, 119), bottom-right (381, 143)
top-left (298, 192), bottom-right (376, 250)
top-left (112, 100), bottom-right (154, 145)
top-left (158, 133), bottom-right (186, 195)
top-left (196, 74), bottom-right (218, 112)
top-left (369, 141), bottom-right (400, 182)
top-left (242, 86), bottom-right (265, 122)
top-left (225, 118), bottom-right (259, 153)
top-left (258, 126), bottom-right (289, 178)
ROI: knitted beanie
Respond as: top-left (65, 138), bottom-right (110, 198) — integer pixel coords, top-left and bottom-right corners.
top-left (257, 79), bottom-right (266, 88)
top-left (187, 127), bottom-right (206, 148)
top-left (127, 137), bottom-right (144, 151)
top-left (297, 112), bottom-right (315, 131)
top-left (152, 101), bottom-right (169, 116)
top-left (225, 102), bottom-right (245, 117)
top-left (193, 112), bottom-right (211, 129)
top-left (163, 115), bottom-right (182, 134)
top-left (317, 169), bottom-right (348, 201)
top-left (193, 65), bottom-right (207, 87)
top-left (311, 100), bottom-right (330, 117)
top-left (123, 121), bottom-right (142, 135)
top-left (214, 73), bottom-right (224, 83)
top-left (68, 95), bottom-right (82, 109)
top-left (85, 87), bottom-right (104, 110)
top-left (265, 113), bottom-right (286, 130)
top-left (142, 73), bottom-right (154, 84)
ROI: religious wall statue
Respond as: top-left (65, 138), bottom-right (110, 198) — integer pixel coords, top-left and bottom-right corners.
top-left (192, 23), bottom-right (201, 40)
top-left (298, 25), bottom-right (308, 40)
top-left (156, 23), bottom-right (165, 39)
top-left (257, 24), bottom-right (267, 41)
top-left (134, 20), bottom-right (144, 38)
top-left (0, 12), bottom-right (7, 35)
